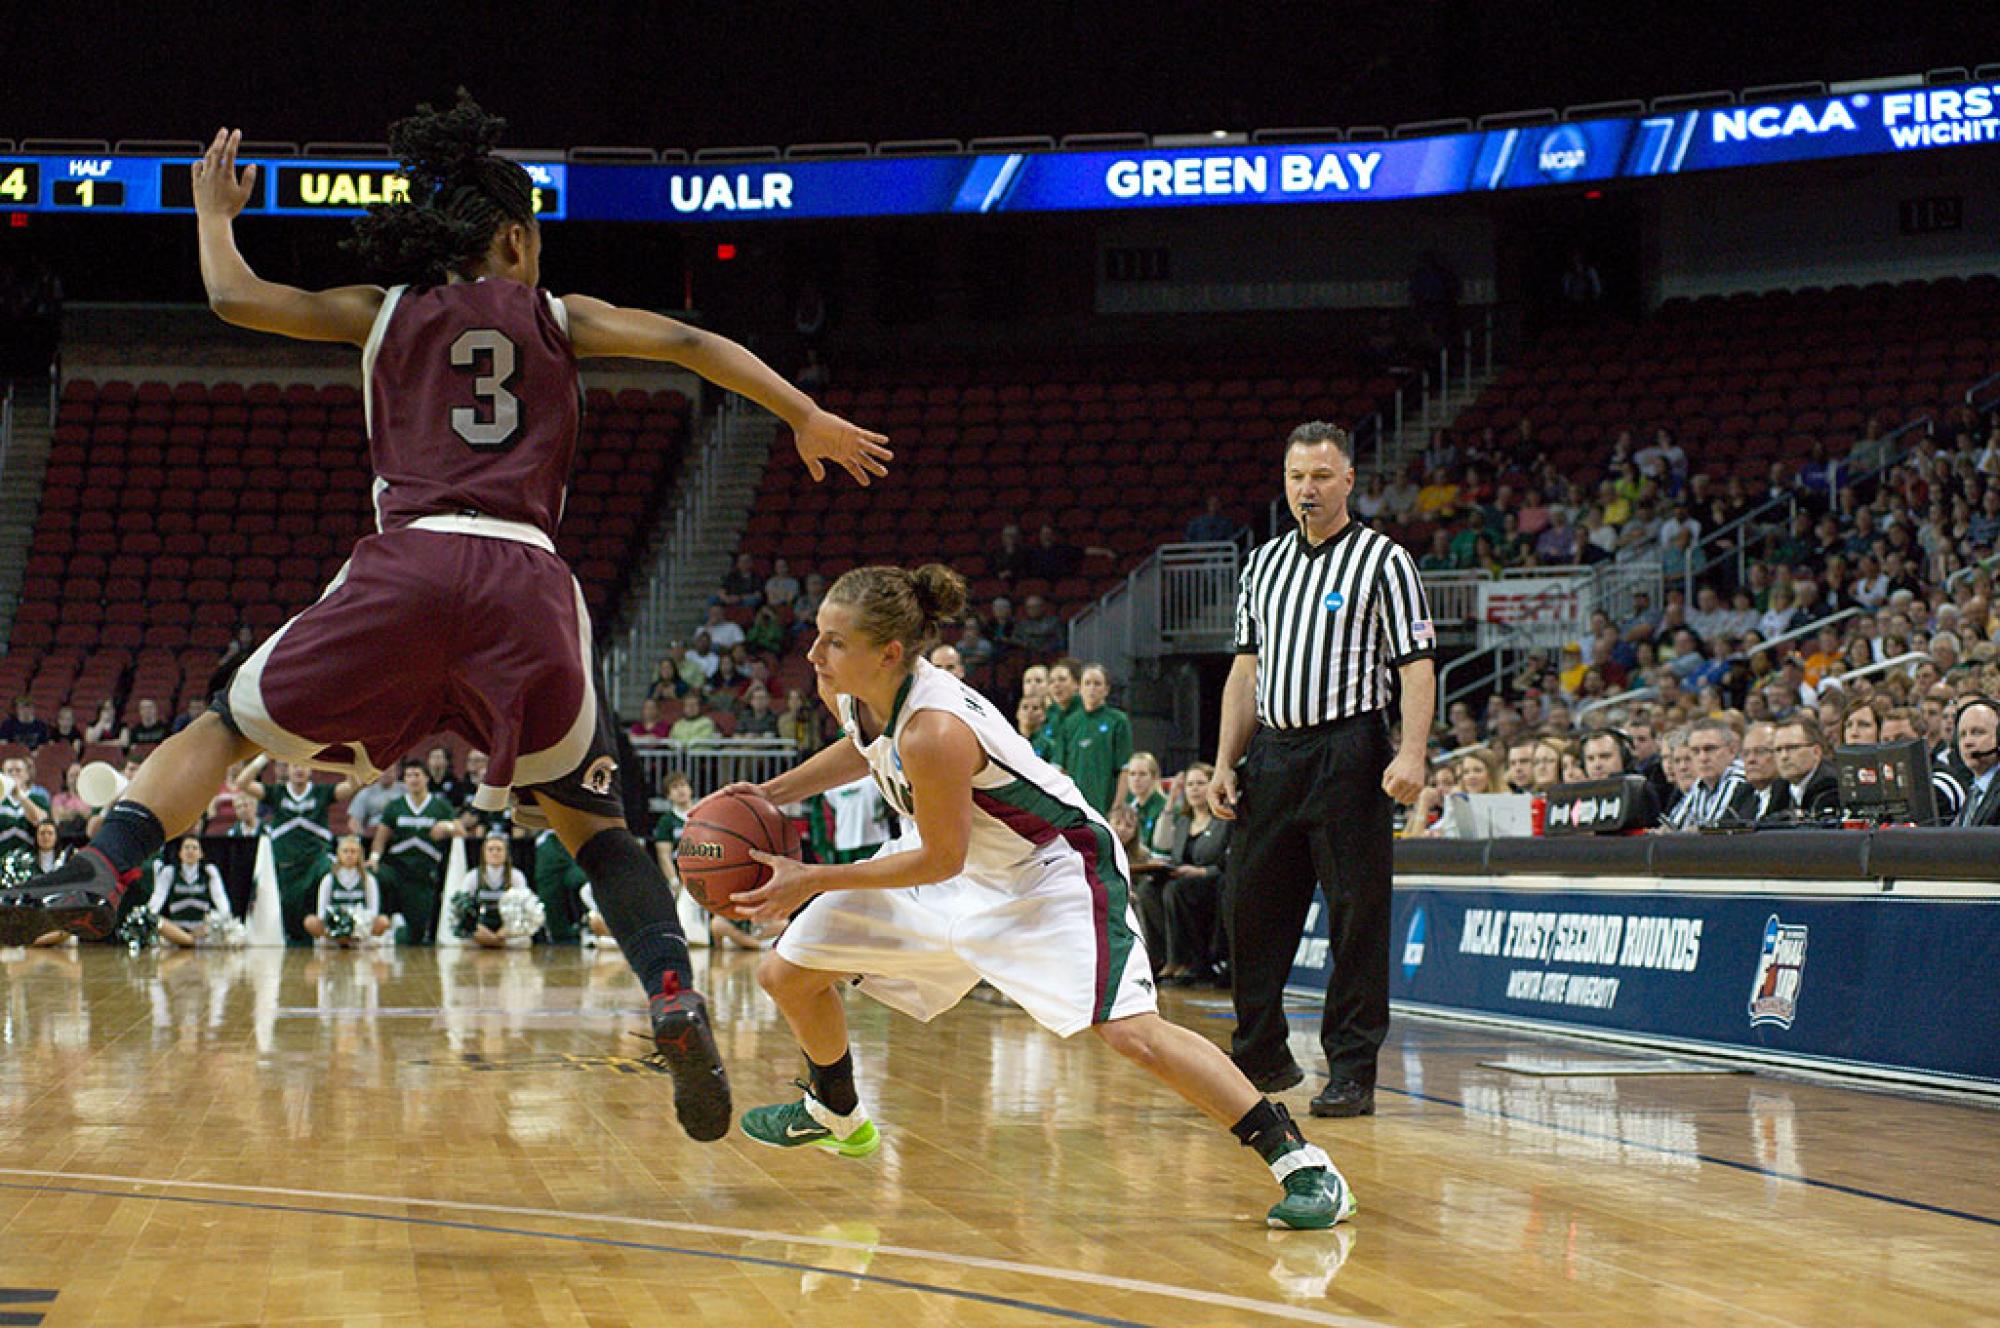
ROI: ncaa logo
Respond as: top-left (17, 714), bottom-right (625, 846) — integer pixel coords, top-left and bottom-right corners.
top-left (1323, 590), bottom-right (1346, 613)
top-left (1401, 907), bottom-right (1426, 981)
top-left (1748, 914), bottom-right (1809, 1029)
top-left (1537, 126), bottom-right (1589, 181)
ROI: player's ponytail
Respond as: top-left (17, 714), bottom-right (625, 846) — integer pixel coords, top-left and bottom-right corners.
top-left (344, 89), bottom-right (537, 286)
top-left (828, 563), bottom-right (969, 663)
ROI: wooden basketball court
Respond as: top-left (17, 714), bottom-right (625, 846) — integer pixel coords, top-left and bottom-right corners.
top-left (1, 943), bottom-right (1994, 1326)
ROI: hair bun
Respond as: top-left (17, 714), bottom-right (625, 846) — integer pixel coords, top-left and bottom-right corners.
top-left (909, 563), bottom-right (969, 625)
top-left (388, 88), bottom-right (507, 197)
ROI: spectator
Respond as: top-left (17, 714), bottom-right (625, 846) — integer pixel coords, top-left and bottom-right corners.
top-left (763, 556), bottom-right (801, 610)
top-left (1952, 700), bottom-right (2000, 824)
top-left (1120, 752), bottom-right (1168, 844)
top-left (648, 652), bottom-right (689, 703)
top-left (993, 523), bottom-right (1031, 583)
top-left (1669, 719), bottom-right (1745, 829)
top-left (127, 698), bottom-right (171, 749)
top-left (339, 768), bottom-right (396, 838)
top-left (1533, 507), bottom-right (1580, 564)
top-left (776, 688), bottom-right (824, 755)
top-left (1065, 665), bottom-right (1132, 814)
top-left (687, 630), bottom-right (721, 681)
top-left (716, 552), bottom-right (764, 609)
top-left (1186, 495), bottom-right (1247, 544)
top-left (49, 762), bottom-right (90, 832)
top-left (701, 604), bottom-right (746, 652)
top-left (956, 617), bottom-right (995, 667)
top-left (214, 624), bottom-right (259, 681)
top-left (0, 697), bottom-right (50, 750)
top-left (1025, 523), bottom-right (1084, 582)
top-left (1015, 594), bottom-right (1066, 656)
top-left (1504, 738), bottom-right (1539, 793)
top-left (424, 745), bottom-right (470, 807)
top-left (168, 695), bottom-right (206, 736)
top-left (45, 704), bottom-right (84, 757)
top-left (987, 596), bottom-right (1021, 651)
top-left (1455, 747), bottom-right (1504, 793)
top-left (927, 643), bottom-right (966, 679)
top-left (737, 685), bottom-right (780, 737)
top-left (1017, 694), bottom-right (1058, 763)
top-left (1153, 763), bottom-right (1231, 988)
top-left (791, 572), bottom-right (829, 624)
top-left (629, 697), bottom-right (674, 739)
top-left (1560, 250), bottom-right (1602, 309)
top-left (735, 605), bottom-right (781, 658)
top-left (650, 769), bottom-right (696, 882)
top-left (1734, 722), bottom-right (1788, 821)
top-left (668, 694), bottom-right (720, 744)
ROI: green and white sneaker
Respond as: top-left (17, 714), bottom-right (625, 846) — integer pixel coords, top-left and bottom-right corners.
top-left (741, 1084), bottom-right (881, 1157)
top-left (1265, 1144), bottom-right (1357, 1230)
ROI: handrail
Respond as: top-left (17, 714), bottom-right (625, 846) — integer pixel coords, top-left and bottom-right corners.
top-left (1965, 370), bottom-right (2000, 413)
top-left (1576, 684), bottom-right (1660, 719)
top-left (1740, 606), bottom-right (1865, 660)
top-left (0, 382), bottom-right (13, 491)
top-left (1823, 650), bottom-right (1929, 691)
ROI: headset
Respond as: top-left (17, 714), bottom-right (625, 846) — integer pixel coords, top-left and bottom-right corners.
top-left (1583, 727), bottom-right (1637, 774)
top-left (1951, 695), bottom-right (2000, 768)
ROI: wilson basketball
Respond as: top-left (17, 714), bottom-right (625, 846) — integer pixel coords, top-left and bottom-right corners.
top-left (675, 790), bottom-right (802, 916)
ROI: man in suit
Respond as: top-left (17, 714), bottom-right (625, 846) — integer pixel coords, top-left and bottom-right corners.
top-left (1732, 723), bottom-right (1790, 824)
top-left (1950, 699), bottom-right (2000, 827)
top-left (1770, 716), bottom-right (1839, 821)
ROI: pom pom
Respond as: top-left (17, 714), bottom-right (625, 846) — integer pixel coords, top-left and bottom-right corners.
top-left (497, 884), bottom-right (545, 940)
top-left (0, 850), bottom-right (36, 889)
top-left (324, 907), bottom-right (357, 941)
top-left (202, 916), bottom-right (248, 949)
top-left (449, 889), bottom-right (480, 939)
top-left (117, 907), bottom-right (159, 953)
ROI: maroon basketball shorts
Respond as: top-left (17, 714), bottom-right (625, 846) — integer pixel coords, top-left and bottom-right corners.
top-left (215, 522), bottom-right (622, 821)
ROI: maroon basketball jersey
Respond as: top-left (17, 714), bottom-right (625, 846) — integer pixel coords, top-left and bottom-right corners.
top-left (363, 279), bottom-right (581, 539)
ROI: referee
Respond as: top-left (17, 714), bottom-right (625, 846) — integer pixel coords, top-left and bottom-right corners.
top-left (1212, 422), bottom-right (1436, 1117)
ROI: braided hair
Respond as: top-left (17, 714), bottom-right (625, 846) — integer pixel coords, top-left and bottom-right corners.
top-left (344, 90), bottom-right (536, 286)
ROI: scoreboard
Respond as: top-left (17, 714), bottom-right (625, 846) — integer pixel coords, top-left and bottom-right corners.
top-left (0, 155), bottom-right (565, 218)
top-left (4, 82), bottom-right (2000, 223)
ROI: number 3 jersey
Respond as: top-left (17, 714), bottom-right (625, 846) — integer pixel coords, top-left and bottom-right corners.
top-left (362, 279), bottom-right (581, 541)
top-left (836, 658), bottom-right (1126, 889)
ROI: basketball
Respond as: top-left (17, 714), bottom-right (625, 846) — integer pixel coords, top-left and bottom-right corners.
top-left (674, 790), bottom-right (802, 916)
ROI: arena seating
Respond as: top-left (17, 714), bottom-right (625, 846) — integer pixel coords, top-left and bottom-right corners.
top-left (730, 346), bottom-right (1400, 700)
top-left (1452, 276), bottom-right (2000, 490)
top-left (4, 378), bottom-right (688, 724)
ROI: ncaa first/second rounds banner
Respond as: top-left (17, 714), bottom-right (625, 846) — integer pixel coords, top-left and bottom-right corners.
top-left (566, 81), bottom-right (2000, 220)
top-left (1286, 879), bottom-right (2000, 1093)
top-left (5, 83), bottom-right (1998, 219)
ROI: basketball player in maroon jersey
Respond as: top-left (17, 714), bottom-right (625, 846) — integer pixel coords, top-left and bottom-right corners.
top-left (0, 96), bottom-right (890, 1142)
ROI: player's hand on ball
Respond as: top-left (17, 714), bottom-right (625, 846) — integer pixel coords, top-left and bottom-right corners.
top-left (192, 128), bottom-right (259, 219)
top-left (1209, 766), bottom-right (1240, 820)
top-left (733, 850), bottom-right (819, 924)
top-left (795, 408), bottom-right (892, 487)
top-left (1381, 751), bottom-right (1426, 805)
top-left (714, 781), bottom-right (766, 801)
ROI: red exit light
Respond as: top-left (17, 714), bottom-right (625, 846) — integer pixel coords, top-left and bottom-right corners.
top-left (7, 213), bottom-right (26, 228)
top-left (715, 242), bottom-right (738, 261)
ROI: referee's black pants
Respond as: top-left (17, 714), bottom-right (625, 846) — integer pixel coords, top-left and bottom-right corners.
top-left (1226, 711), bottom-right (1393, 1088)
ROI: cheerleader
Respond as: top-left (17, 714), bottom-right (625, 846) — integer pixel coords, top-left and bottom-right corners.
top-left (146, 837), bottom-right (233, 948)
top-left (470, 833), bottom-right (531, 949)
top-left (28, 822), bottom-right (72, 947)
top-left (305, 835), bottom-right (389, 946)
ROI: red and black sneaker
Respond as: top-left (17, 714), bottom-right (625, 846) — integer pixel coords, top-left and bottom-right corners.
top-left (647, 972), bottom-right (733, 1142)
top-left (0, 848), bottom-right (135, 946)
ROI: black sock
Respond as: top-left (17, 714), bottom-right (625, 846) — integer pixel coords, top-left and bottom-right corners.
top-left (1231, 1099), bottom-right (1305, 1164)
top-left (808, 1050), bottom-right (859, 1116)
top-left (574, 829), bottom-right (691, 996)
top-left (91, 801), bottom-right (165, 883)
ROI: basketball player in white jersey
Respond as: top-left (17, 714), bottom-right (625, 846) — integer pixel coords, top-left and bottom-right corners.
top-left (726, 564), bottom-right (1353, 1229)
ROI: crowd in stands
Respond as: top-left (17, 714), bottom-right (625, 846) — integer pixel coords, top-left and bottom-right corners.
top-left (1399, 391), bottom-right (2000, 834)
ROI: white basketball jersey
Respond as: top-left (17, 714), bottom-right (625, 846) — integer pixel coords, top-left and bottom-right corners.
top-left (838, 659), bottom-right (1126, 886)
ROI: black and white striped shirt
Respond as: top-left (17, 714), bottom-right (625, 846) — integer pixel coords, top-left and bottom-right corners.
top-left (1234, 521), bottom-right (1435, 728)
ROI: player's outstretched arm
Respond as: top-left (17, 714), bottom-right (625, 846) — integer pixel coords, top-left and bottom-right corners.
top-left (735, 737), bottom-right (871, 807)
top-left (560, 294), bottom-right (892, 486)
top-left (192, 128), bottom-right (383, 346)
